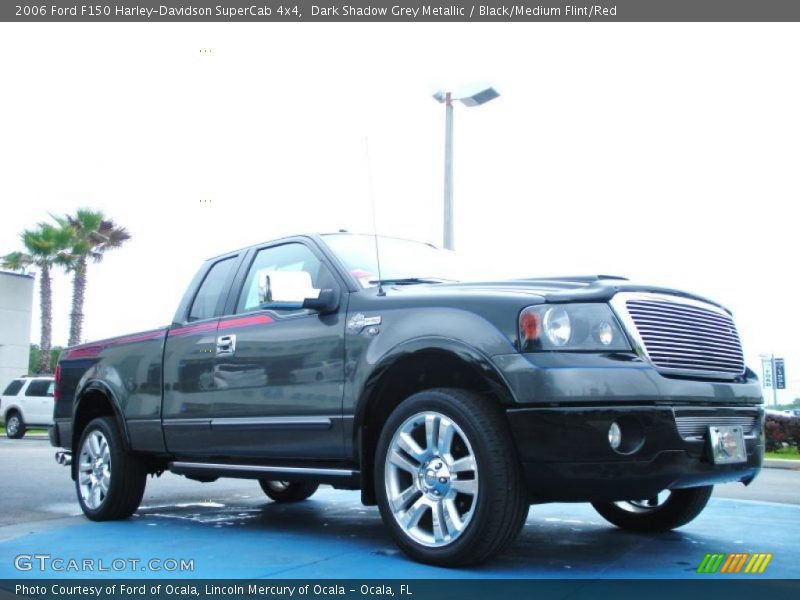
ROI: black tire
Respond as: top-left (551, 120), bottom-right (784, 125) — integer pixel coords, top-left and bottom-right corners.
top-left (259, 480), bottom-right (319, 502)
top-left (512, 504), bottom-right (530, 539)
top-left (591, 486), bottom-right (714, 532)
top-left (75, 416), bottom-right (147, 521)
top-left (5, 411), bottom-right (26, 439)
top-left (374, 388), bottom-right (527, 567)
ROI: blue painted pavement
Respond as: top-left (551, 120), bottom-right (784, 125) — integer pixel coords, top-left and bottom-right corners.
top-left (1, 489), bottom-right (797, 579)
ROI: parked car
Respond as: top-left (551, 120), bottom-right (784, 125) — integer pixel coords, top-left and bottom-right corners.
top-left (2, 376), bottom-right (56, 438)
top-left (50, 233), bottom-right (763, 566)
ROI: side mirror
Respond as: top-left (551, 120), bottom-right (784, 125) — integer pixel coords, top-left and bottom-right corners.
top-left (302, 289), bottom-right (338, 313)
top-left (258, 271), bottom-right (338, 313)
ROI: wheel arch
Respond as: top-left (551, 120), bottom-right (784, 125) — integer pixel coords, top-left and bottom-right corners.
top-left (71, 381), bottom-right (130, 479)
top-left (3, 403), bottom-right (23, 422)
top-left (355, 338), bottom-right (515, 505)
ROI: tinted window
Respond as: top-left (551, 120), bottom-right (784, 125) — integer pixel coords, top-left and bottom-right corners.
top-left (2, 380), bottom-right (24, 396)
top-left (236, 243), bottom-right (332, 314)
top-left (188, 257), bottom-right (235, 322)
top-left (26, 379), bottom-right (54, 397)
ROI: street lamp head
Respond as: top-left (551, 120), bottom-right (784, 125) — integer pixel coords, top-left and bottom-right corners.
top-left (432, 86), bottom-right (500, 107)
top-left (459, 86), bottom-right (500, 107)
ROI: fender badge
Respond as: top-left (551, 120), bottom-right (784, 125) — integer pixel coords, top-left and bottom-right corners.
top-left (347, 313), bottom-right (381, 333)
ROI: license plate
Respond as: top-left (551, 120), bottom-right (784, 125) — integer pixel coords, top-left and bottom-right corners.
top-left (708, 425), bottom-right (747, 464)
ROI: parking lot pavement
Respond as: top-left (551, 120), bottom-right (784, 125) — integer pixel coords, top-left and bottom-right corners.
top-left (1, 438), bottom-right (798, 579)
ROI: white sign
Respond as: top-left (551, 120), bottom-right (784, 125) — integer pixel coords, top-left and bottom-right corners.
top-left (761, 356), bottom-right (774, 389)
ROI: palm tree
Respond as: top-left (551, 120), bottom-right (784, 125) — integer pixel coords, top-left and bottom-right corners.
top-left (1, 224), bottom-right (72, 373)
top-left (57, 209), bottom-right (131, 347)
top-left (1, 251), bottom-right (31, 273)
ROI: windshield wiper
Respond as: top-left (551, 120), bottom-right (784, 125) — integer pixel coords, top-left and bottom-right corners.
top-left (368, 277), bottom-right (452, 286)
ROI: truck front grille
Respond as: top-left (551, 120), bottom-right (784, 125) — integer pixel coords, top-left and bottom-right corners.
top-left (612, 293), bottom-right (746, 379)
top-left (675, 414), bottom-right (759, 440)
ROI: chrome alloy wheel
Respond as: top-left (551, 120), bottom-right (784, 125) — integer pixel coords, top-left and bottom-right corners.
top-left (384, 411), bottom-right (479, 547)
top-left (614, 490), bottom-right (670, 513)
top-left (6, 415), bottom-right (20, 436)
top-left (264, 481), bottom-right (290, 492)
top-left (78, 430), bottom-right (111, 510)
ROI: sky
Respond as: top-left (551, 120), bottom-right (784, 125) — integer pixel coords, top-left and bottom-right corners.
top-left (0, 22), bottom-right (798, 403)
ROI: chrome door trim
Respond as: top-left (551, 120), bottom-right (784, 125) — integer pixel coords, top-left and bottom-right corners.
top-left (209, 416), bottom-right (333, 430)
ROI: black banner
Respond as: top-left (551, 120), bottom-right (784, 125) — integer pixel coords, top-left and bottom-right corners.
top-left (3, 580), bottom-right (800, 600)
top-left (5, 0), bottom-right (800, 22)
top-left (775, 358), bottom-right (786, 390)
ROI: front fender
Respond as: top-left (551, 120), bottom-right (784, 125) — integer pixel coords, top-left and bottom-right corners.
top-left (344, 306), bottom-right (518, 417)
top-left (362, 336), bottom-right (515, 408)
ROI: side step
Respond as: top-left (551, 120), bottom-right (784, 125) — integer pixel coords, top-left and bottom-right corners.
top-left (168, 461), bottom-right (360, 486)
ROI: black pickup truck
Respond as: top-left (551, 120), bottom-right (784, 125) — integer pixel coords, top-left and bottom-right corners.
top-left (50, 233), bottom-right (763, 566)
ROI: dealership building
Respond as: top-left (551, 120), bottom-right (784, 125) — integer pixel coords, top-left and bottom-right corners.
top-left (0, 271), bottom-right (34, 391)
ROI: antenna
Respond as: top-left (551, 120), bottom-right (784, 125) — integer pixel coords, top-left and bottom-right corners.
top-left (364, 137), bottom-right (385, 297)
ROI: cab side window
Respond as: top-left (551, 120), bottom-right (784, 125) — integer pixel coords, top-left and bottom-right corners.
top-left (188, 257), bottom-right (236, 322)
top-left (236, 243), bottom-right (333, 314)
top-left (26, 380), bottom-right (53, 397)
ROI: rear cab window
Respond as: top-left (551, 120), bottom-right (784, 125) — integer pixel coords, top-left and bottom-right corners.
top-left (188, 257), bottom-right (236, 322)
top-left (2, 380), bottom-right (24, 396)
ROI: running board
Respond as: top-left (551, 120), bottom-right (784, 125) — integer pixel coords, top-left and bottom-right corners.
top-left (168, 461), bottom-right (360, 486)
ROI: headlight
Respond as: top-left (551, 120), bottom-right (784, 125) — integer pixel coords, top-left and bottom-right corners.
top-left (519, 303), bottom-right (630, 351)
top-left (542, 306), bottom-right (571, 346)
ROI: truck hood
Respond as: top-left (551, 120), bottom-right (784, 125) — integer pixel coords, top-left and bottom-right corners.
top-left (384, 276), bottom-right (730, 312)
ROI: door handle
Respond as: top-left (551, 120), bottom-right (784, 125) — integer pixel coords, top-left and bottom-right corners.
top-left (216, 334), bottom-right (236, 356)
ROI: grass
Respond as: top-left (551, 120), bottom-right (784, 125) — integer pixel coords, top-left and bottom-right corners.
top-left (0, 425), bottom-right (48, 437)
top-left (765, 447), bottom-right (800, 460)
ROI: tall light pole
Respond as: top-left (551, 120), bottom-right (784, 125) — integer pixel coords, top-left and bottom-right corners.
top-left (433, 86), bottom-right (500, 250)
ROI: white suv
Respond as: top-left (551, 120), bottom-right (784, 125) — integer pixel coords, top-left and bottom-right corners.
top-left (1, 376), bottom-right (55, 439)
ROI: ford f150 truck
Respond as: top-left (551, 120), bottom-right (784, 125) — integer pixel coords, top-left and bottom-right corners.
top-left (50, 233), bottom-right (763, 566)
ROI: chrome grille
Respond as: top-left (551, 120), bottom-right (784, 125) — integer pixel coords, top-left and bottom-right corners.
top-left (613, 293), bottom-right (746, 379)
top-left (675, 414), bottom-right (758, 439)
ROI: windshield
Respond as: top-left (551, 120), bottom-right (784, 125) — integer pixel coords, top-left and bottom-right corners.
top-left (321, 234), bottom-right (470, 288)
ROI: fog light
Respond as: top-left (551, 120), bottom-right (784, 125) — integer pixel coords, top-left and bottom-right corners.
top-left (608, 422), bottom-right (622, 450)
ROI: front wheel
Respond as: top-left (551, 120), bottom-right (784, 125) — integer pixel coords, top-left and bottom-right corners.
top-left (259, 480), bottom-right (319, 502)
top-left (5, 411), bottom-right (26, 439)
top-left (591, 486), bottom-right (713, 532)
top-left (75, 417), bottom-right (147, 521)
top-left (375, 388), bottom-right (527, 567)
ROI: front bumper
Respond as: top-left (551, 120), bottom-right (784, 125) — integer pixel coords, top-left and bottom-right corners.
top-left (496, 353), bottom-right (764, 503)
top-left (507, 405), bottom-right (763, 503)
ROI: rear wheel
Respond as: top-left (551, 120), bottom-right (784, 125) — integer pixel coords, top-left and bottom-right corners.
top-left (591, 486), bottom-right (713, 532)
top-left (5, 411), bottom-right (25, 439)
top-left (375, 388), bottom-right (527, 566)
top-left (259, 480), bottom-right (319, 503)
top-left (75, 417), bottom-right (147, 521)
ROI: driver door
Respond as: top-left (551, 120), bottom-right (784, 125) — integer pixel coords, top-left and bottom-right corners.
top-left (205, 241), bottom-right (347, 459)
